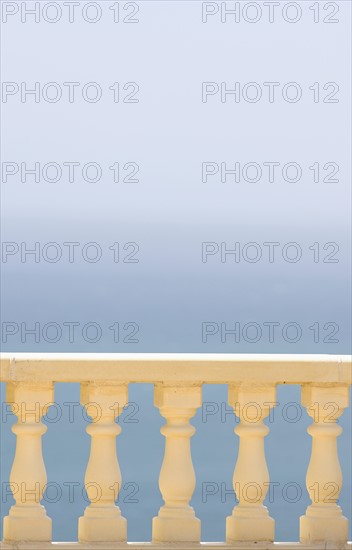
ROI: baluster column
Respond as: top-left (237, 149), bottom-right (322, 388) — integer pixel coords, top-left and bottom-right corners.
top-left (78, 383), bottom-right (128, 542)
top-left (3, 383), bottom-right (53, 542)
top-left (226, 385), bottom-right (276, 542)
top-left (300, 385), bottom-right (349, 545)
top-left (152, 385), bottom-right (202, 542)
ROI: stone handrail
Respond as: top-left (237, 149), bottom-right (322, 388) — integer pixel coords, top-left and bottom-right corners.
top-left (0, 353), bottom-right (351, 549)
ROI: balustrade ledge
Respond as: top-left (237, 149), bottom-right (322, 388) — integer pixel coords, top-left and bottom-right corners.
top-left (0, 353), bottom-right (351, 385)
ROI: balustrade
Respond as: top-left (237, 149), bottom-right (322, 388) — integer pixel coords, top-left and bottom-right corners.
top-left (0, 353), bottom-right (351, 549)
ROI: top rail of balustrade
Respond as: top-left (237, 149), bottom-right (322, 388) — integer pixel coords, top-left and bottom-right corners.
top-left (0, 353), bottom-right (351, 385)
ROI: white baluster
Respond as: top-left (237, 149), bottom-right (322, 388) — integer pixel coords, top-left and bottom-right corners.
top-left (152, 386), bottom-right (201, 542)
top-left (78, 383), bottom-right (128, 542)
top-left (226, 386), bottom-right (276, 542)
top-left (300, 385), bottom-right (349, 545)
top-left (3, 383), bottom-right (53, 542)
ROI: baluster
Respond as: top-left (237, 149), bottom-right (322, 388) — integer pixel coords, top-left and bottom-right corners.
top-left (152, 385), bottom-right (201, 542)
top-left (226, 385), bottom-right (276, 542)
top-left (78, 383), bottom-right (128, 542)
top-left (300, 385), bottom-right (349, 544)
top-left (3, 383), bottom-right (53, 542)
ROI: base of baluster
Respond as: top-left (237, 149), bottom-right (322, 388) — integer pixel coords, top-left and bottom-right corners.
top-left (300, 504), bottom-right (348, 544)
top-left (3, 505), bottom-right (52, 542)
top-left (152, 506), bottom-right (200, 542)
top-left (226, 505), bottom-right (274, 542)
top-left (78, 505), bottom-right (127, 542)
